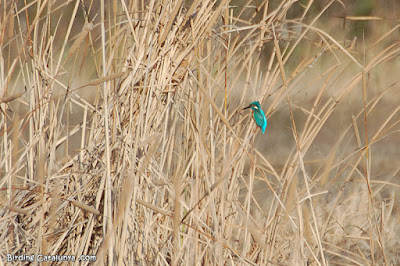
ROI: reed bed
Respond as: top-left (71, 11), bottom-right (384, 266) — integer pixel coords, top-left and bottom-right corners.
top-left (1, 0), bottom-right (399, 265)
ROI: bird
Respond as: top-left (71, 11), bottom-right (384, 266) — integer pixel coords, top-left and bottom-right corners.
top-left (243, 101), bottom-right (267, 134)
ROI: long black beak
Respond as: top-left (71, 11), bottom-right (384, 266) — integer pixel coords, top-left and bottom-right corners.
top-left (243, 105), bottom-right (251, 110)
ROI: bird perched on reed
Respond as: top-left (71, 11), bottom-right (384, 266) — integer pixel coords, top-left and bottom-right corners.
top-left (243, 101), bottom-right (267, 134)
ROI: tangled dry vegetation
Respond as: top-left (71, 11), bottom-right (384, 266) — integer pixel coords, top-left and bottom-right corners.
top-left (1, 0), bottom-right (400, 265)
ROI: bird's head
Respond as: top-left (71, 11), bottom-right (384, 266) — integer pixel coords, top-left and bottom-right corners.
top-left (243, 101), bottom-right (262, 111)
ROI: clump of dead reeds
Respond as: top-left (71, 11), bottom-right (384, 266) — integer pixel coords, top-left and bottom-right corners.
top-left (1, 0), bottom-right (400, 265)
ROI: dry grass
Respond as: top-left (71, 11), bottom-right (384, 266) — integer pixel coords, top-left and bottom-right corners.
top-left (1, 0), bottom-right (400, 265)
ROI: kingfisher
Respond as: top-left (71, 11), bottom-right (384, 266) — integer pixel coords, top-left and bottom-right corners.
top-left (243, 101), bottom-right (267, 134)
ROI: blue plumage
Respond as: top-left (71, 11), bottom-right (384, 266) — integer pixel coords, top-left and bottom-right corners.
top-left (243, 101), bottom-right (267, 134)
